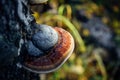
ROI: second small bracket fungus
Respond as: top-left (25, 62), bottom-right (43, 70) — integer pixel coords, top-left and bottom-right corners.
top-left (20, 25), bottom-right (74, 73)
top-left (29, 0), bottom-right (48, 5)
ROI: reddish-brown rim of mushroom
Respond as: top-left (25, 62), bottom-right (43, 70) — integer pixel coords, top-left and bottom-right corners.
top-left (22, 27), bottom-right (74, 73)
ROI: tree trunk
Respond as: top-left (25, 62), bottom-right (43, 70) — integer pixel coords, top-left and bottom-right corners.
top-left (0, 0), bottom-right (39, 80)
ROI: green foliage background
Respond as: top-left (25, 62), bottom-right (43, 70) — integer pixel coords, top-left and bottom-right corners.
top-left (31, 0), bottom-right (120, 80)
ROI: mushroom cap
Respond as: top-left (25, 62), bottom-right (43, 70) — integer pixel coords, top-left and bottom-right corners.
top-left (32, 25), bottom-right (58, 51)
top-left (21, 27), bottom-right (74, 73)
top-left (26, 25), bottom-right (58, 57)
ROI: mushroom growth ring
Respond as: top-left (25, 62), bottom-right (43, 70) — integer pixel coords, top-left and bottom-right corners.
top-left (20, 25), bottom-right (74, 73)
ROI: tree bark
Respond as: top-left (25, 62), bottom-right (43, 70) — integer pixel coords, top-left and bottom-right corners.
top-left (0, 0), bottom-right (39, 80)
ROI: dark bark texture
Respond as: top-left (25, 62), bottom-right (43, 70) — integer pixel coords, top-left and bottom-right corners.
top-left (0, 0), bottom-right (39, 80)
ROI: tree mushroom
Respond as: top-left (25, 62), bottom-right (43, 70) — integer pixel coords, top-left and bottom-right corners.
top-left (20, 24), bottom-right (74, 73)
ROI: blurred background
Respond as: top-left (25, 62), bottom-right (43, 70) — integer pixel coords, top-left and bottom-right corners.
top-left (31, 0), bottom-right (120, 80)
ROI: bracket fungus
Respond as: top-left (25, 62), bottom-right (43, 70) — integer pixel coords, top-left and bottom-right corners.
top-left (0, 0), bottom-right (74, 74)
top-left (20, 25), bottom-right (74, 73)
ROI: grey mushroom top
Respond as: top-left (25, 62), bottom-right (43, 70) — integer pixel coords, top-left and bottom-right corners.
top-left (32, 25), bottom-right (58, 51)
top-left (27, 25), bottom-right (58, 56)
